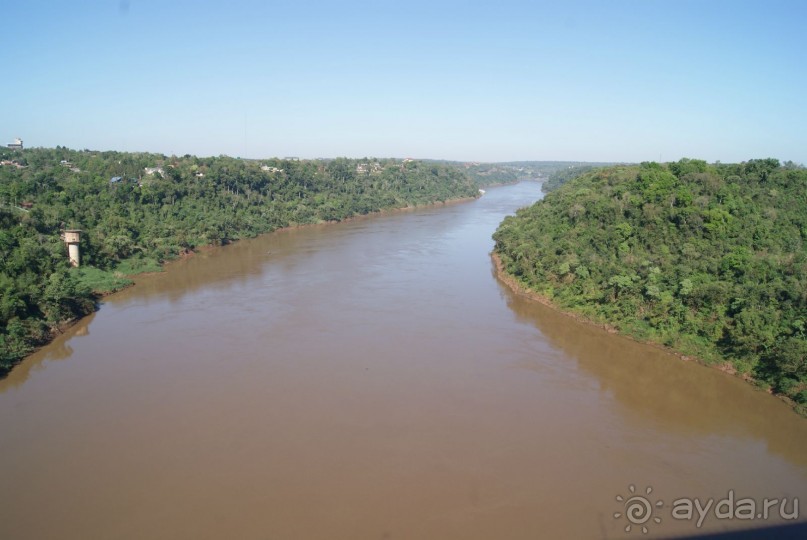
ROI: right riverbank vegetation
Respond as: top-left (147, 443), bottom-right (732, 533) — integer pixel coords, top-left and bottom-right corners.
top-left (0, 148), bottom-right (488, 375)
top-left (494, 159), bottom-right (807, 415)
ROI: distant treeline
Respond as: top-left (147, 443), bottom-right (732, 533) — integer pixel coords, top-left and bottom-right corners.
top-left (0, 147), bottom-right (478, 375)
top-left (431, 160), bottom-right (614, 187)
top-left (494, 159), bottom-right (807, 414)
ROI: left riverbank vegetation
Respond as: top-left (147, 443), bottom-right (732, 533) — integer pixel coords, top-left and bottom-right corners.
top-left (493, 158), bottom-right (807, 415)
top-left (0, 146), bottom-right (479, 376)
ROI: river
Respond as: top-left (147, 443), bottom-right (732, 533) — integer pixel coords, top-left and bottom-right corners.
top-left (1, 182), bottom-right (806, 539)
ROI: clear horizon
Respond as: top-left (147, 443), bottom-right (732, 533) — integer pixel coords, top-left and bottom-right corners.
top-left (3, 0), bottom-right (806, 164)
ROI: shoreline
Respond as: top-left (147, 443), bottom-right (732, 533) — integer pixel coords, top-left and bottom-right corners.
top-left (153, 195), bottom-right (479, 272)
top-left (154, 195), bottom-right (479, 270)
top-left (276, 195), bottom-right (479, 230)
top-left (6, 194), bottom-right (480, 376)
top-left (490, 251), bottom-right (802, 414)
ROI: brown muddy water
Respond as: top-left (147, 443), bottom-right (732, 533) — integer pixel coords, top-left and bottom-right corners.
top-left (1, 182), bottom-right (806, 539)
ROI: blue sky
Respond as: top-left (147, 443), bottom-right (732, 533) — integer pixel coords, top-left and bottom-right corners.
top-left (2, 0), bottom-right (805, 163)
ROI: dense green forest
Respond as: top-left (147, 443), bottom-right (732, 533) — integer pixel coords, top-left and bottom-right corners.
top-left (494, 159), bottom-right (807, 414)
top-left (0, 147), bottom-right (478, 375)
top-left (459, 162), bottom-right (523, 186)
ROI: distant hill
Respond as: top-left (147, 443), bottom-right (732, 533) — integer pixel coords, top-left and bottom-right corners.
top-left (493, 159), bottom-right (807, 414)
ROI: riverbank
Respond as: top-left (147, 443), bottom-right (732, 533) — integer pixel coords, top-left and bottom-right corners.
top-left (155, 195), bottom-right (479, 273)
top-left (3, 194), bottom-right (480, 378)
top-left (283, 194), bottom-right (480, 228)
top-left (491, 251), bottom-right (805, 417)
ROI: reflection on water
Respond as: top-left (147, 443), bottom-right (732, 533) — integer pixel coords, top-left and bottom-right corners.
top-left (0, 313), bottom-right (94, 391)
top-left (496, 267), bottom-right (807, 469)
top-left (0, 182), bottom-right (805, 540)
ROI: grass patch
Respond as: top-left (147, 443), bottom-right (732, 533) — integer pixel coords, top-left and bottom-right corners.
top-left (71, 267), bottom-right (133, 294)
top-left (70, 255), bottom-right (161, 296)
top-left (115, 256), bottom-right (162, 276)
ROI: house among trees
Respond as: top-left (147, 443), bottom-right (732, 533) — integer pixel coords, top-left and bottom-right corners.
top-left (1, 160), bottom-right (26, 168)
top-left (6, 137), bottom-right (23, 150)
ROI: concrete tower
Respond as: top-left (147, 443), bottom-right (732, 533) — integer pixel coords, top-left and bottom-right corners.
top-left (62, 230), bottom-right (82, 267)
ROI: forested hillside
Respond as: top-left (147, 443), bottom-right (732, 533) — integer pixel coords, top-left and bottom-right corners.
top-left (493, 159), bottom-right (807, 413)
top-left (0, 147), bottom-right (478, 375)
